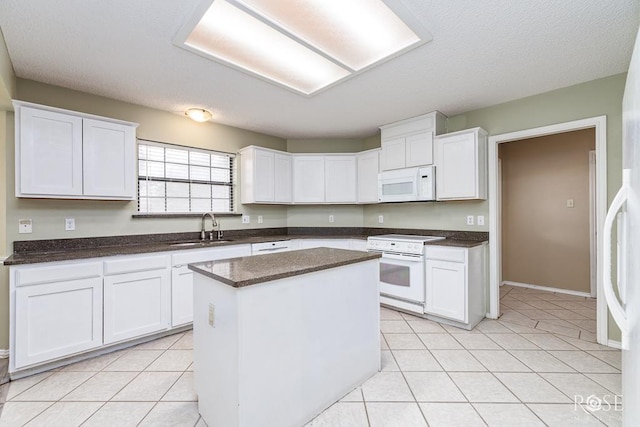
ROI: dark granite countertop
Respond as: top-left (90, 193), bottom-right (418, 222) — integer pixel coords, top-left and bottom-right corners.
top-left (188, 247), bottom-right (381, 288)
top-left (4, 227), bottom-right (488, 266)
top-left (424, 239), bottom-right (486, 248)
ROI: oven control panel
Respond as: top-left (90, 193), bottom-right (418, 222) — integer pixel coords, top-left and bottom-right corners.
top-left (366, 240), bottom-right (425, 255)
top-left (367, 235), bottom-right (445, 255)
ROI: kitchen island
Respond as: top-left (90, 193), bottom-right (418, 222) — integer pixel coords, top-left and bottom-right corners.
top-left (189, 247), bottom-right (381, 427)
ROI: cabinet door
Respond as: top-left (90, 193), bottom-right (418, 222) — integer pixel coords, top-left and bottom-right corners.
top-left (293, 156), bottom-right (325, 203)
top-left (380, 137), bottom-right (405, 171)
top-left (325, 156), bottom-right (357, 203)
top-left (357, 150), bottom-right (379, 203)
top-left (425, 260), bottom-right (467, 322)
top-left (15, 277), bottom-right (102, 368)
top-left (436, 133), bottom-right (477, 199)
top-left (274, 153), bottom-right (292, 203)
top-left (18, 107), bottom-right (83, 196)
top-left (405, 131), bottom-right (433, 167)
top-left (103, 268), bottom-right (171, 344)
top-left (171, 266), bottom-right (195, 327)
top-left (83, 119), bottom-right (136, 199)
top-left (170, 245), bottom-right (251, 327)
top-left (253, 149), bottom-right (275, 202)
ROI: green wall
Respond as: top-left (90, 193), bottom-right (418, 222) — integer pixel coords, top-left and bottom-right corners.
top-left (429, 74), bottom-right (626, 340)
top-left (0, 79), bottom-right (290, 349)
top-left (0, 72), bottom-right (628, 350)
top-left (9, 79), bottom-right (289, 244)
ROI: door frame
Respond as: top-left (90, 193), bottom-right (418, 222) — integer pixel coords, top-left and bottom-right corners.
top-left (487, 116), bottom-right (608, 344)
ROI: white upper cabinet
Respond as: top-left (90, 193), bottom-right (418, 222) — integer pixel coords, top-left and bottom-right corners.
top-left (380, 137), bottom-right (405, 171)
top-left (239, 146), bottom-right (291, 204)
top-left (241, 147), bottom-right (378, 205)
top-left (379, 111), bottom-right (447, 171)
top-left (18, 107), bottom-right (84, 196)
top-left (405, 132), bottom-right (434, 167)
top-left (357, 149), bottom-right (380, 204)
top-left (83, 119), bottom-right (136, 198)
top-left (14, 101), bottom-right (138, 200)
top-left (293, 155), bottom-right (325, 203)
top-left (274, 153), bottom-right (292, 203)
top-left (435, 127), bottom-right (488, 200)
top-left (325, 155), bottom-right (357, 203)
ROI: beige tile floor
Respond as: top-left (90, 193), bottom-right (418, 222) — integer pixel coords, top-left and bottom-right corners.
top-left (0, 285), bottom-right (622, 426)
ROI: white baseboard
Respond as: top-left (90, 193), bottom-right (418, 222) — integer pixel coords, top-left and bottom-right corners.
top-left (0, 349), bottom-right (9, 358)
top-left (607, 340), bottom-right (622, 349)
top-left (502, 281), bottom-right (592, 298)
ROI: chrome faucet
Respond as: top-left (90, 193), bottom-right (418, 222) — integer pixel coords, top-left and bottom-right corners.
top-left (201, 212), bottom-right (218, 241)
top-left (216, 221), bottom-right (224, 240)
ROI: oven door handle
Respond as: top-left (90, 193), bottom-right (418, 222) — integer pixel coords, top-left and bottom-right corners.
top-left (380, 252), bottom-right (424, 262)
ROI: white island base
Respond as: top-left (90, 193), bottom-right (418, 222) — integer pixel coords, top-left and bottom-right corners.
top-left (192, 255), bottom-right (380, 427)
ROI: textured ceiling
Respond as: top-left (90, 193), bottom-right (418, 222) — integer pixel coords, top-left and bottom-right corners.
top-left (0, 0), bottom-right (638, 139)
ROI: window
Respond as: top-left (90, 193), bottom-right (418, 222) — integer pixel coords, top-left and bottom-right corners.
top-left (137, 140), bottom-right (234, 213)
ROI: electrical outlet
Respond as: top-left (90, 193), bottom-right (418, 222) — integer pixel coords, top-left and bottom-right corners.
top-left (329, 215), bottom-right (335, 223)
top-left (18, 219), bottom-right (32, 234)
top-left (257, 215), bottom-right (263, 224)
top-left (208, 303), bottom-right (215, 327)
top-left (566, 199), bottom-right (575, 208)
top-left (378, 215), bottom-right (384, 224)
top-left (65, 218), bottom-right (75, 231)
top-left (466, 215), bottom-right (474, 226)
top-left (477, 215), bottom-right (485, 226)
top-left (242, 215), bottom-right (250, 224)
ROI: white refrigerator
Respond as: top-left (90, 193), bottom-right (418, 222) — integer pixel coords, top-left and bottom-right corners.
top-left (603, 24), bottom-right (640, 426)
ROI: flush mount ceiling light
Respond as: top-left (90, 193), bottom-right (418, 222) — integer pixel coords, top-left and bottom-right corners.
top-left (185, 107), bottom-right (213, 122)
top-left (174, 0), bottom-right (432, 96)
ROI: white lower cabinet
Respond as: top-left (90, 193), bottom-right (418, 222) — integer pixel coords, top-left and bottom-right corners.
top-left (424, 244), bottom-right (486, 328)
top-left (103, 255), bottom-right (171, 344)
top-left (425, 259), bottom-right (466, 322)
top-left (13, 262), bottom-right (103, 370)
top-left (10, 238), bottom-right (369, 374)
top-left (171, 245), bottom-right (251, 327)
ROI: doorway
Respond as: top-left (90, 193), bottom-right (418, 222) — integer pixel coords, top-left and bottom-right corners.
top-left (487, 116), bottom-right (609, 345)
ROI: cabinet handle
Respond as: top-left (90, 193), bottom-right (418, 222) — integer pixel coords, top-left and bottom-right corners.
top-left (173, 264), bottom-right (184, 268)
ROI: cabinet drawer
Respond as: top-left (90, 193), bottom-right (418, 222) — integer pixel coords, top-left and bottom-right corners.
top-left (16, 262), bottom-right (102, 287)
top-left (104, 255), bottom-right (169, 275)
top-left (425, 246), bottom-right (466, 263)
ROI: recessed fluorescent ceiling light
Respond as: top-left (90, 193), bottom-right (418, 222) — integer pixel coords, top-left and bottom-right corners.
top-left (176, 0), bottom-right (430, 96)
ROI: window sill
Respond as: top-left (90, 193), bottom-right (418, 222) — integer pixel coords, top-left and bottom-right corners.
top-left (132, 213), bottom-right (243, 219)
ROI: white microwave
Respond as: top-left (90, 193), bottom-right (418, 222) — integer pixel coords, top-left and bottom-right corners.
top-left (378, 166), bottom-right (435, 203)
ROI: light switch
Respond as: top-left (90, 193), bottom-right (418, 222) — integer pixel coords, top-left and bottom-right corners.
top-left (477, 215), bottom-right (485, 226)
top-left (329, 215), bottom-right (335, 223)
top-left (378, 215), bottom-right (384, 224)
top-left (566, 199), bottom-right (575, 208)
top-left (257, 215), bottom-right (263, 224)
top-left (18, 219), bottom-right (32, 234)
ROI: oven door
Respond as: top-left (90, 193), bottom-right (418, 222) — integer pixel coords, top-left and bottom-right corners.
top-left (378, 252), bottom-right (425, 304)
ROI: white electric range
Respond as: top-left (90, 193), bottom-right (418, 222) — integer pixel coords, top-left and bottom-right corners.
top-left (366, 234), bottom-right (445, 313)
